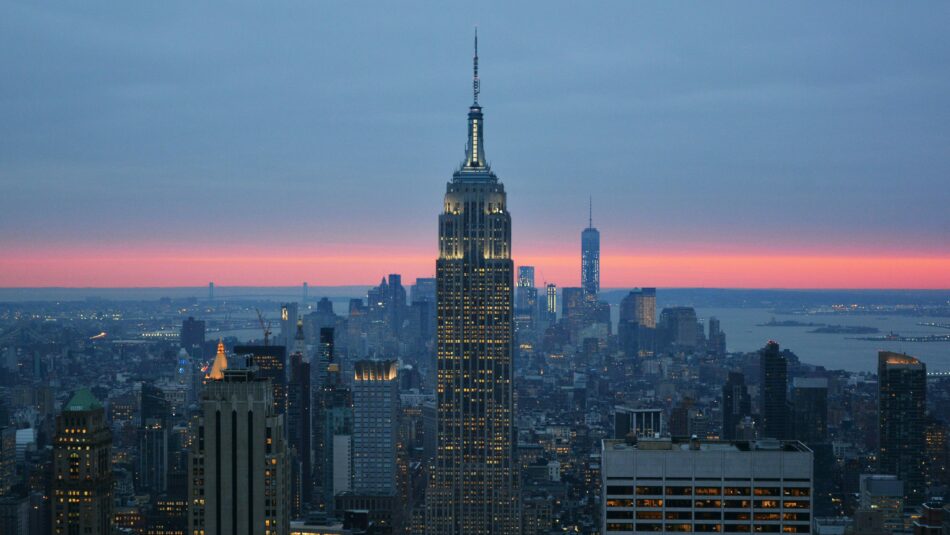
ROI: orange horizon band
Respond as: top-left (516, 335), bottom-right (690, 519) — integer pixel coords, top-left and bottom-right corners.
top-left (0, 250), bottom-right (948, 289)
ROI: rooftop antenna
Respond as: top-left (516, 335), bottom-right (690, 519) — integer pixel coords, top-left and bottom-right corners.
top-left (589, 196), bottom-right (593, 228)
top-left (473, 27), bottom-right (480, 105)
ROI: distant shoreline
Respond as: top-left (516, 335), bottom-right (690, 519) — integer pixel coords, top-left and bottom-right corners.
top-left (0, 286), bottom-right (947, 305)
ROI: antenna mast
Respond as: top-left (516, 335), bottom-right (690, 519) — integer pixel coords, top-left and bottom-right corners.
top-left (473, 28), bottom-right (480, 104)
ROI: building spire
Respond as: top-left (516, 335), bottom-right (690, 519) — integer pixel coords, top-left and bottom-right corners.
top-left (589, 196), bottom-right (593, 228)
top-left (462, 29), bottom-right (487, 170)
top-left (473, 27), bottom-right (480, 105)
top-left (209, 339), bottom-right (228, 380)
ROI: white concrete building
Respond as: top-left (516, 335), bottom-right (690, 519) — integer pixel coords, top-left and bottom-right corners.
top-left (601, 437), bottom-right (813, 534)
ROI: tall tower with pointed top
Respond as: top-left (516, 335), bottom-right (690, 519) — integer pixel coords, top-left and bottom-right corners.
top-left (428, 33), bottom-right (519, 535)
top-left (581, 199), bottom-right (600, 298)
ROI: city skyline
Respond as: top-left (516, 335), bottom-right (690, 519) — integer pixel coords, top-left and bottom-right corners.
top-left (3, 5), bottom-right (950, 534)
top-left (2, 3), bottom-right (950, 289)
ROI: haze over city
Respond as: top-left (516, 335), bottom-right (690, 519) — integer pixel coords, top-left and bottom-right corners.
top-left (2, 2), bottom-right (949, 288)
top-left (5, 3), bottom-right (950, 535)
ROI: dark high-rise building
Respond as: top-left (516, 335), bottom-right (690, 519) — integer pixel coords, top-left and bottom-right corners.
top-left (188, 366), bottom-right (290, 535)
top-left (428, 33), bottom-right (518, 535)
top-left (409, 277), bottom-right (438, 356)
top-left (561, 287), bottom-right (585, 321)
top-left (721, 372), bottom-right (752, 441)
top-left (52, 389), bottom-right (113, 535)
top-left (386, 274), bottom-right (407, 334)
top-left (0, 427), bottom-right (15, 496)
top-left (658, 306), bottom-right (698, 352)
top-left (321, 358), bottom-right (352, 513)
top-left (580, 201), bottom-right (600, 299)
top-left (514, 266), bottom-right (539, 349)
top-left (234, 344), bottom-right (288, 415)
top-left (924, 416), bottom-right (949, 489)
top-left (280, 302), bottom-right (299, 350)
top-left (180, 316), bottom-right (205, 358)
top-left (287, 320), bottom-right (312, 513)
top-left (515, 266), bottom-right (537, 312)
top-left (311, 328), bottom-right (334, 509)
top-left (311, 327), bottom-right (353, 513)
top-left (878, 351), bottom-right (926, 503)
top-left (411, 277), bottom-right (437, 305)
top-left (139, 419), bottom-right (168, 494)
top-left (792, 377), bottom-right (828, 443)
top-left (708, 316), bottom-right (726, 356)
top-left (368, 275), bottom-right (408, 336)
top-left (618, 288), bottom-right (657, 357)
top-left (136, 382), bottom-right (169, 494)
top-left (760, 341), bottom-right (789, 440)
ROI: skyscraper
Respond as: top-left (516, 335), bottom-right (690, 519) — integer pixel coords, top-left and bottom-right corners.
top-left (136, 382), bottom-right (169, 494)
top-left (791, 377), bottom-right (829, 444)
top-left (518, 266), bottom-right (535, 289)
top-left (516, 266), bottom-right (536, 311)
top-left (188, 365), bottom-right (290, 535)
top-left (52, 389), bottom-right (113, 535)
top-left (411, 277), bottom-right (437, 305)
top-left (544, 283), bottom-right (557, 324)
top-left (658, 306), bottom-right (698, 352)
top-left (429, 33), bottom-right (518, 535)
top-left (287, 320), bottom-right (312, 512)
top-left (352, 360), bottom-right (399, 494)
top-left (367, 274), bottom-right (408, 337)
top-left (311, 327), bottom-right (335, 498)
top-left (618, 288), bottom-right (657, 357)
top-left (234, 344), bottom-right (288, 415)
top-left (314, 327), bottom-right (353, 513)
top-left (760, 341), bottom-right (789, 440)
top-left (180, 316), bottom-right (205, 358)
top-left (280, 302), bottom-right (299, 350)
top-left (580, 200), bottom-right (600, 299)
top-left (878, 351), bottom-right (926, 503)
top-left (721, 372), bottom-right (752, 441)
top-left (561, 287), bottom-right (585, 323)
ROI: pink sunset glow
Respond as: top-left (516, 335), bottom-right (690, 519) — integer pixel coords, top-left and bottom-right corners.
top-left (2, 244), bottom-right (948, 289)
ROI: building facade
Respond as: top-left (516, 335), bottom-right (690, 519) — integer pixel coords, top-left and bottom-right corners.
top-left (618, 288), bottom-right (657, 357)
top-left (601, 437), bottom-right (813, 534)
top-left (878, 351), bottom-right (926, 503)
top-left (791, 377), bottom-right (828, 444)
top-left (428, 34), bottom-right (519, 535)
top-left (234, 345), bottom-right (288, 415)
top-left (188, 367), bottom-right (290, 535)
top-left (760, 341), bottom-right (789, 440)
top-left (51, 389), bottom-right (113, 535)
top-left (352, 360), bottom-right (399, 494)
top-left (722, 372), bottom-right (752, 441)
top-left (287, 319), bottom-right (313, 513)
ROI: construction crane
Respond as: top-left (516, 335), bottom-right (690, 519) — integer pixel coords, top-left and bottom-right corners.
top-left (255, 308), bottom-right (272, 346)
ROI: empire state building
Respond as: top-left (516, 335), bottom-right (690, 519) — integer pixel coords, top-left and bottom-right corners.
top-left (428, 33), bottom-right (519, 535)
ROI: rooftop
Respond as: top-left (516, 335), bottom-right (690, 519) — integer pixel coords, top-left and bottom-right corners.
top-left (65, 388), bottom-right (102, 412)
top-left (603, 437), bottom-right (811, 454)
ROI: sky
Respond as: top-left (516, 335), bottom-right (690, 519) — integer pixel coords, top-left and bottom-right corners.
top-left (1, 2), bottom-right (949, 289)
